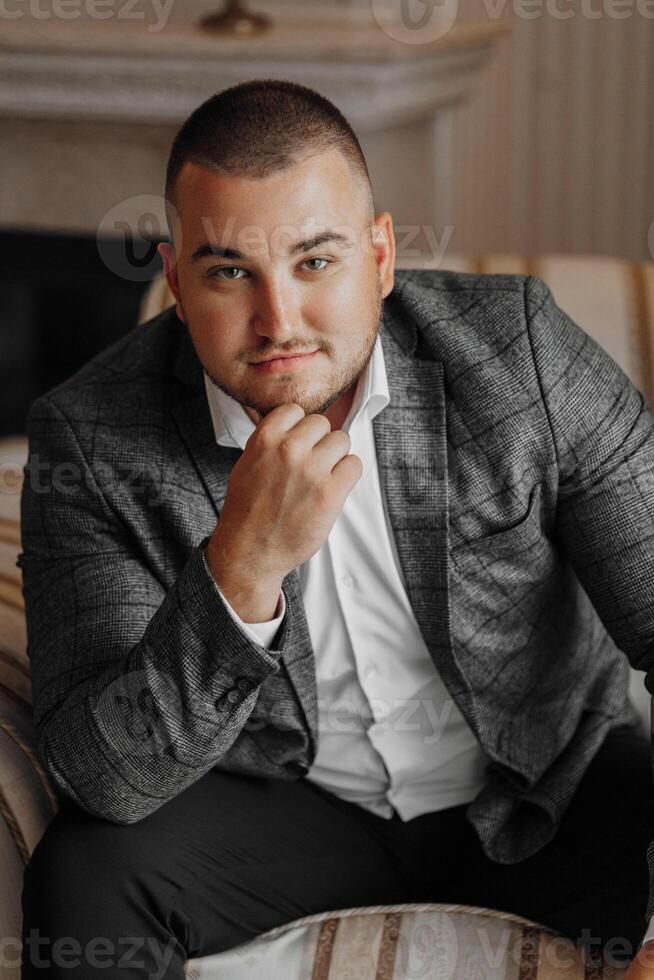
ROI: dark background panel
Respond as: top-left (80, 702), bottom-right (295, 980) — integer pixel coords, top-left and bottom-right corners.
top-left (0, 229), bottom-right (164, 438)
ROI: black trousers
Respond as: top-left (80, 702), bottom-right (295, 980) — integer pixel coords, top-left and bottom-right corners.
top-left (20, 722), bottom-right (654, 978)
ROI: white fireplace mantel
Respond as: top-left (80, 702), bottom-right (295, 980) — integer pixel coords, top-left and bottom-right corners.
top-left (0, 18), bottom-right (508, 240)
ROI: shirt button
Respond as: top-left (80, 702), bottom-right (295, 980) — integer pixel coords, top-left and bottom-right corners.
top-left (363, 664), bottom-right (377, 679)
top-left (340, 573), bottom-right (354, 589)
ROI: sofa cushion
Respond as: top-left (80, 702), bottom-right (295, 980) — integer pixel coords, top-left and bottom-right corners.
top-left (184, 902), bottom-right (627, 978)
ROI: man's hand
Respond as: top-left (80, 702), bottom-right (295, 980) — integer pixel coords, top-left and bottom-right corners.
top-left (206, 402), bottom-right (363, 621)
top-left (624, 941), bottom-right (654, 978)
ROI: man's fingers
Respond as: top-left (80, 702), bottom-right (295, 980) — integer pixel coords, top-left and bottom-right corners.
top-left (247, 402), bottom-right (306, 448)
top-left (331, 452), bottom-right (363, 492)
top-left (280, 413), bottom-right (333, 453)
top-left (260, 402), bottom-right (306, 432)
top-left (311, 429), bottom-right (352, 470)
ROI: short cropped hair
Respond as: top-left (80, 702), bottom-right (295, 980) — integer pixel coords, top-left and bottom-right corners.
top-left (164, 78), bottom-right (375, 233)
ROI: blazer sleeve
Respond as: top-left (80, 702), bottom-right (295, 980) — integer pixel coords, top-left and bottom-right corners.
top-left (524, 274), bottom-right (654, 918)
top-left (17, 394), bottom-right (291, 825)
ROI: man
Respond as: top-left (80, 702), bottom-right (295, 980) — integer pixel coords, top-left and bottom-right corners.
top-left (18, 79), bottom-right (654, 978)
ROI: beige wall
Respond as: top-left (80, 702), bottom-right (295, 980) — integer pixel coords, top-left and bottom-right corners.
top-left (451, 3), bottom-right (654, 260)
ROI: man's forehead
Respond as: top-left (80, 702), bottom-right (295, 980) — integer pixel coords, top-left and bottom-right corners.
top-left (168, 153), bottom-right (371, 254)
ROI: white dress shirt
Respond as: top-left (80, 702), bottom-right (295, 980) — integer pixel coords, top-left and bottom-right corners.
top-left (200, 334), bottom-right (491, 822)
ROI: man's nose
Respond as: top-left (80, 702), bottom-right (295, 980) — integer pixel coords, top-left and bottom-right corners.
top-left (251, 279), bottom-right (298, 341)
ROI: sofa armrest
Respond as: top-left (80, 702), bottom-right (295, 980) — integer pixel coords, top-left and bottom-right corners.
top-left (0, 686), bottom-right (58, 975)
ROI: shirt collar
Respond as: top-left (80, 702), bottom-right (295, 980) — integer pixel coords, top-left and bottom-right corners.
top-left (204, 332), bottom-right (390, 451)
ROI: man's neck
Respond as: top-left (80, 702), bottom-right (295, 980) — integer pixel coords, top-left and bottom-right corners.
top-left (322, 383), bottom-right (357, 431)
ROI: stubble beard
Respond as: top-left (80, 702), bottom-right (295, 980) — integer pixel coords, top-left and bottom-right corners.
top-left (205, 288), bottom-right (384, 420)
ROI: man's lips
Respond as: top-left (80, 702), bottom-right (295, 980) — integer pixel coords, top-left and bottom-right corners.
top-left (248, 350), bottom-right (320, 374)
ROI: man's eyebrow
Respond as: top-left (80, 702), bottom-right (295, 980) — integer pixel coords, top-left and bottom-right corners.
top-left (190, 231), bottom-right (353, 263)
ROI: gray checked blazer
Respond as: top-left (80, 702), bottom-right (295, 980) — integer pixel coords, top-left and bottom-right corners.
top-left (17, 269), bottom-right (654, 917)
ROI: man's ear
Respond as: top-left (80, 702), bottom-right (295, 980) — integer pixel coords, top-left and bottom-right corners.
top-left (371, 212), bottom-right (395, 298)
top-left (157, 241), bottom-right (186, 323)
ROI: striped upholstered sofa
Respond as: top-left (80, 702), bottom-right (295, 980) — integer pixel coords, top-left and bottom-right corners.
top-left (1, 252), bottom-right (652, 978)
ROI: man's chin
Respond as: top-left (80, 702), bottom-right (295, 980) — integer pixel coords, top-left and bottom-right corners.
top-left (235, 383), bottom-right (329, 420)
top-left (247, 394), bottom-right (333, 419)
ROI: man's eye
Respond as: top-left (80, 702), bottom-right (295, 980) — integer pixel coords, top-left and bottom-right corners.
top-left (303, 257), bottom-right (330, 272)
top-left (209, 259), bottom-right (330, 278)
top-left (211, 267), bottom-right (247, 280)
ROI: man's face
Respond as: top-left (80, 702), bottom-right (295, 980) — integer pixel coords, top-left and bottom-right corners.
top-left (158, 147), bottom-right (396, 423)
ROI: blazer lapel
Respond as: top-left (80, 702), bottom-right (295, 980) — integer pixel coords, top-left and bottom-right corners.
top-left (375, 308), bottom-right (471, 712)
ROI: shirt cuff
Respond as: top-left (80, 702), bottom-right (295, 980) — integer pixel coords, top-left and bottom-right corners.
top-left (200, 541), bottom-right (286, 648)
top-left (641, 915), bottom-right (654, 946)
top-left (217, 586), bottom-right (286, 648)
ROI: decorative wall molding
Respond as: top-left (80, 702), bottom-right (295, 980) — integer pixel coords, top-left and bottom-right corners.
top-left (0, 18), bottom-right (506, 237)
top-left (0, 21), bottom-right (507, 128)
